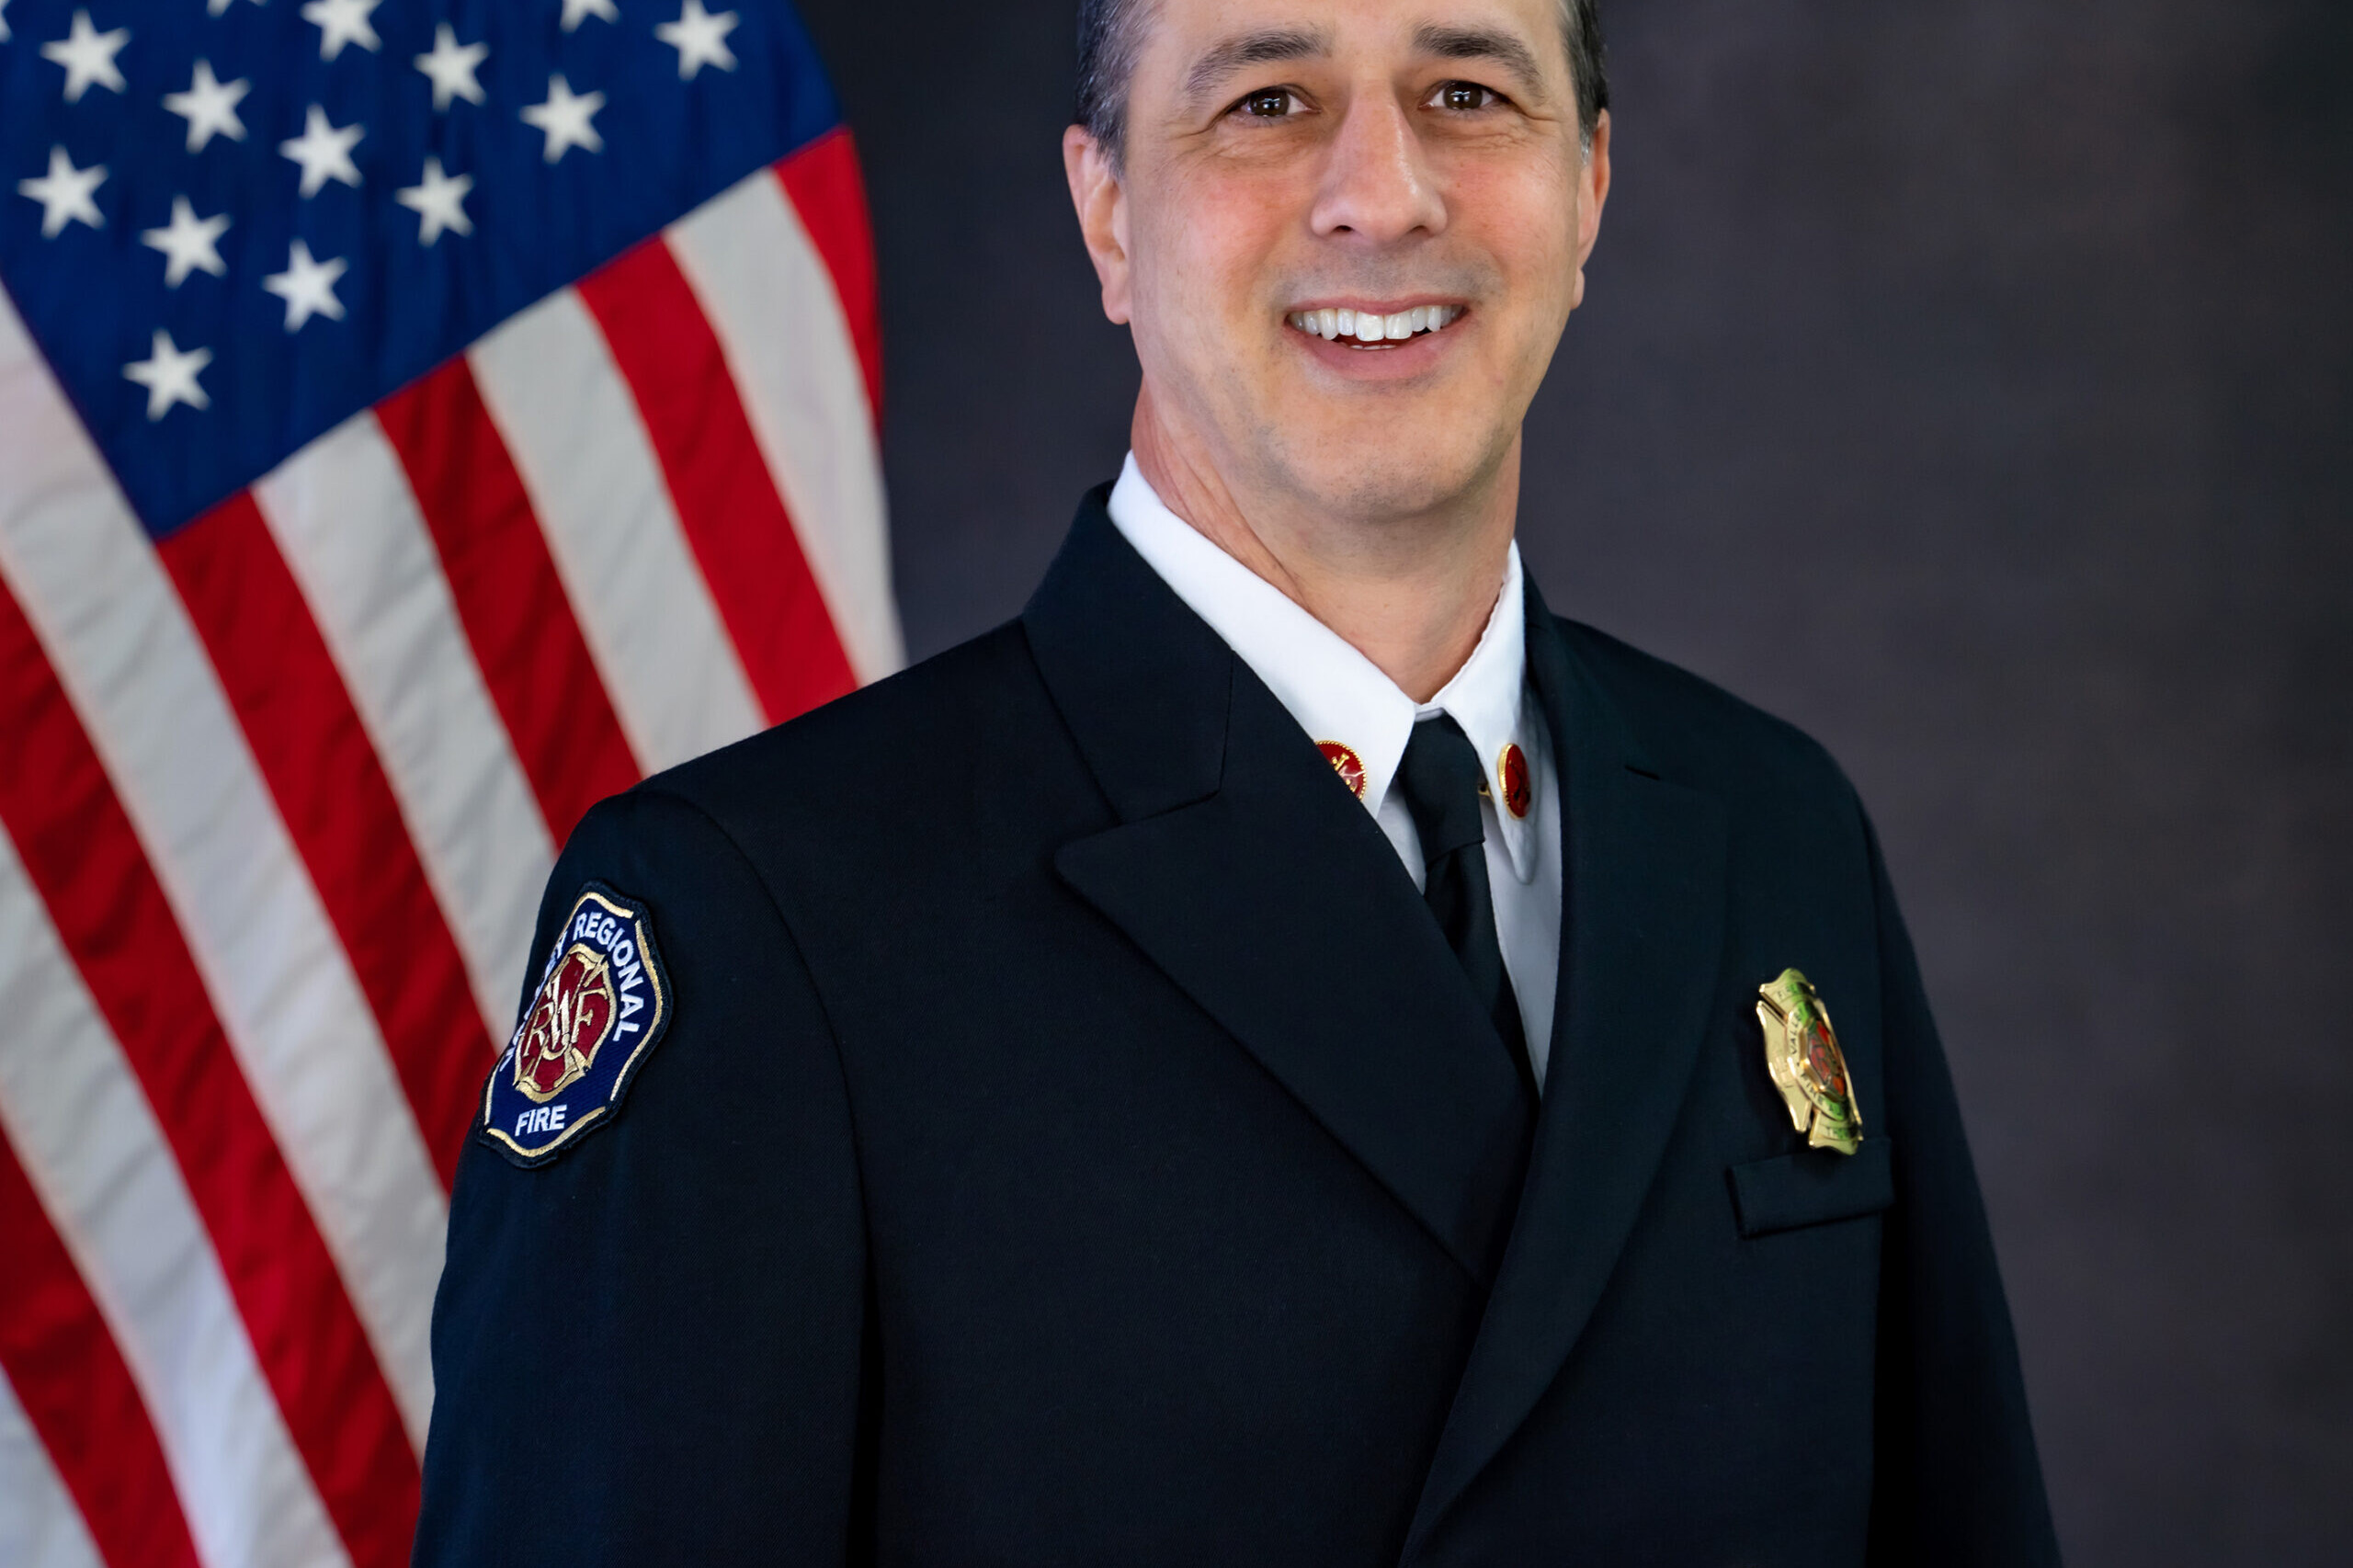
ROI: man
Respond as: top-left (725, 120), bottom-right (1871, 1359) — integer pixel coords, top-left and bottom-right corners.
top-left (415, 0), bottom-right (2060, 1562)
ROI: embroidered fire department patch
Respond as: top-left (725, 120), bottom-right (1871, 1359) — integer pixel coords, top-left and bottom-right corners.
top-left (480, 883), bottom-right (672, 1167)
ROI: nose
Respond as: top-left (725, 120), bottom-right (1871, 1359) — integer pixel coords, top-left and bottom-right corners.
top-left (1308, 91), bottom-right (1447, 245)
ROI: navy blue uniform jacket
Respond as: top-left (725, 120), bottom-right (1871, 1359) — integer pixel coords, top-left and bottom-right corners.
top-left (415, 492), bottom-right (2059, 1566)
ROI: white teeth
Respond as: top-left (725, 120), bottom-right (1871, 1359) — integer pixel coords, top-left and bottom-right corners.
top-left (1289, 304), bottom-right (1465, 342)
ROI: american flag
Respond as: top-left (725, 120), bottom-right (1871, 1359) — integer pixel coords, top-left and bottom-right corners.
top-left (0, 0), bottom-right (897, 1562)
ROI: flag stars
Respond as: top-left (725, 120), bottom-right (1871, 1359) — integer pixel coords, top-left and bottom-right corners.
top-left (396, 157), bottom-right (474, 244)
top-left (41, 10), bottom-right (130, 104)
top-left (0, 0), bottom-right (13, 44)
top-left (164, 61), bottom-right (251, 153)
top-left (415, 24), bottom-right (489, 112)
top-left (300, 0), bottom-right (381, 62)
top-left (17, 146), bottom-right (107, 238)
top-left (263, 239), bottom-right (348, 330)
top-left (141, 196), bottom-right (230, 286)
top-left (560, 0), bottom-right (619, 32)
top-left (656, 0), bottom-right (739, 80)
top-left (521, 74), bottom-right (605, 163)
top-left (280, 105), bottom-right (364, 198)
top-left (123, 329), bottom-right (212, 420)
top-left (207, 0), bottom-right (265, 14)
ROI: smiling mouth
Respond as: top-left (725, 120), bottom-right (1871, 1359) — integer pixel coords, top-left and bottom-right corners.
top-left (1287, 304), bottom-right (1467, 347)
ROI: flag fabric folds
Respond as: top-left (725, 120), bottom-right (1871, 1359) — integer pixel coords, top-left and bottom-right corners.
top-left (0, 1), bottom-right (897, 1563)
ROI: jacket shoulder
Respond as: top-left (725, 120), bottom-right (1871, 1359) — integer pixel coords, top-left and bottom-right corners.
top-left (1555, 615), bottom-right (1856, 811)
top-left (623, 619), bottom-right (1048, 823)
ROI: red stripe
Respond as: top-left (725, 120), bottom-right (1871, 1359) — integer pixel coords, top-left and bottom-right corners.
top-left (0, 576), bottom-right (420, 1568)
top-left (776, 127), bottom-right (884, 419)
top-left (578, 237), bottom-right (858, 724)
top-left (158, 494), bottom-right (494, 1188)
top-left (0, 1120), bottom-right (200, 1568)
top-left (375, 361), bottom-right (640, 844)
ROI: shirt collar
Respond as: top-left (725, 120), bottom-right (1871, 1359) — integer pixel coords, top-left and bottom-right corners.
top-left (1105, 452), bottom-right (1540, 881)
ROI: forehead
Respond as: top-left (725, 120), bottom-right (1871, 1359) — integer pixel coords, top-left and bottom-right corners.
top-left (1134, 0), bottom-right (1569, 81)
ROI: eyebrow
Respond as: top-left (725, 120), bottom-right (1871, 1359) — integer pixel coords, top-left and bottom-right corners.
top-left (1412, 23), bottom-right (1551, 103)
top-left (1183, 26), bottom-right (1333, 106)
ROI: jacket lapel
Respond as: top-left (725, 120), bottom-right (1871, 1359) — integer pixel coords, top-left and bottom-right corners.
top-left (1403, 586), bottom-right (1732, 1556)
top-left (1028, 495), bottom-right (1532, 1287)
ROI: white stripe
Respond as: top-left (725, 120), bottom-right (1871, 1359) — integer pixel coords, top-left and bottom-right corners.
top-left (0, 1370), bottom-right (105, 1568)
top-left (252, 414), bottom-right (555, 1043)
top-left (0, 838), bottom-right (348, 1568)
top-left (0, 293), bottom-right (442, 1452)
top-left (666, 166), bottom-right (906, 684)
top-left (471, 290), bottom-right (766, 772)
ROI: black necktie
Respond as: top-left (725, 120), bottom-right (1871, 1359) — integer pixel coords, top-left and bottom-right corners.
top-left (1392, 715), bottom-right (1538, 1100)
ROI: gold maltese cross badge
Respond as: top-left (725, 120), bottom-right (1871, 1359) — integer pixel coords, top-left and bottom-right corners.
top-left (1756, 968), bottom-right (1863, 1155)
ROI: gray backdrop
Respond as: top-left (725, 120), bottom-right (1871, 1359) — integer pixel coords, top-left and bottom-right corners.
top-left (792, 1), bottom-right (2352, 1561)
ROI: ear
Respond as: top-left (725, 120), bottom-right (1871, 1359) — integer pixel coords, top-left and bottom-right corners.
top-left (1570, 109), bottom-right (1612, 313)
top-left (1063, 125), bottom-right (1134, 325)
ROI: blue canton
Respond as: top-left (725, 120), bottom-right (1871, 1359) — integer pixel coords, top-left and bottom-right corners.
top-left (1, 0), bottom-right (840, 539)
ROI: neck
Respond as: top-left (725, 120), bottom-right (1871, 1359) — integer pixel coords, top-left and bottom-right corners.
top-left (1130, 385), bottom-right (1520, 705)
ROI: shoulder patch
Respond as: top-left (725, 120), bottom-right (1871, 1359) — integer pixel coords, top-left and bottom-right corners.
top-left (481, 883), bottom-right (673, 1167)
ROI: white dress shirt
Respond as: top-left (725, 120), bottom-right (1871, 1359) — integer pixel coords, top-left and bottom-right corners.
top-left (1106, 454), bottom-right (1564, 1086)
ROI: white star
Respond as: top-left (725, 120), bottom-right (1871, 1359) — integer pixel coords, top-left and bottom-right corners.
top-left (300, 0), bottom-right (381, 62)
top-left (140, 196), bottom-right (230, 287)
top-left (396, 156), bottom-right (473, 244)
top-left (17, 146), bottom-right (106, 238)
top-left (0, 0), bottom-right (13, 45)
top-left (163, 60), bottom-right (251, 153)
top-left (414, 23), bottom-right (488, 112)
top-left (520, 74), bottom-right (605, 163)
top-left (262, 238), bottom-right (348, 331)
top-left (40, 10), bottom-right (130, 104)
top-left (655, 0), bottom-right (738, 80)
top-left (279, 105), bottom-right (364, 198)
top-left (206, 0), bottom-right (264, 15)
top-left (123, 329), bottom-right (212, 421)
top-left (560, 0), bottom-right (618, 32)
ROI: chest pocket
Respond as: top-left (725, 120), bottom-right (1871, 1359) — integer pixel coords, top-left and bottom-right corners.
top-left (1727, 1139), bottom-right (1895, 1238)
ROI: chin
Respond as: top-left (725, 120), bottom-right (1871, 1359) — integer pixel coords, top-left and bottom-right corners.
top-left (1265, 419), bottom-right (1504, 526)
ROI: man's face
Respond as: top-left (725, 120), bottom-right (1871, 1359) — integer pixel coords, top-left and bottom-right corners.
top-left (1072, 0), bottom-right (1608, 524)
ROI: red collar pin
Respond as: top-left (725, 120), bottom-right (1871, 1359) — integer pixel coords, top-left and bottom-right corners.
top-left (1496, 743), bottom-right (1532, 819)
top-left (1317, 741), bottom-right (1368, 799)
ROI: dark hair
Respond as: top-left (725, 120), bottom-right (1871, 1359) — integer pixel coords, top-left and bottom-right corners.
top-left (1074, 0), bottom-right (1608, 168)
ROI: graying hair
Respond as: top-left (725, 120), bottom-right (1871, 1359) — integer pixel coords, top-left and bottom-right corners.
top-left (1074, 0), bottom-right (1608, 169)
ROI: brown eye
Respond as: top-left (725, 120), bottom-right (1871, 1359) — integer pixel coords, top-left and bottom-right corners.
top-left (1436, 82), bottom-right (1495, 111)
top-left (1238, 88), bottom-right (1294, 118)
